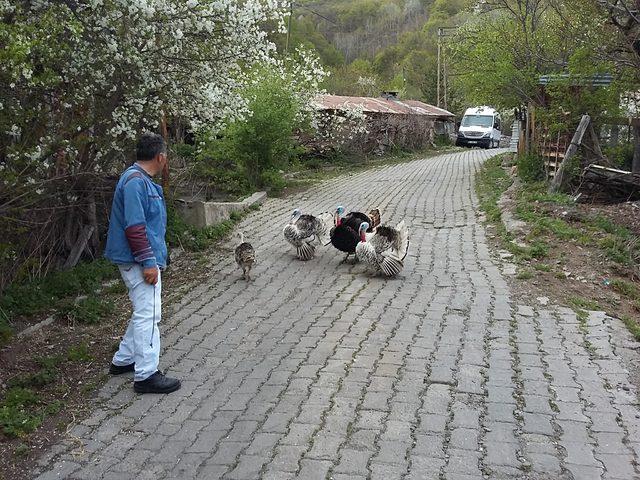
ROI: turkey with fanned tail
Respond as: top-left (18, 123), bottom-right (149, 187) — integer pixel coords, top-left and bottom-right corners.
top-left (328, 205), bottom-right (381, 263)
top-left (355, 220), bottom-right (409, 276)
top-left (283, 208), bottom-right (333, 261)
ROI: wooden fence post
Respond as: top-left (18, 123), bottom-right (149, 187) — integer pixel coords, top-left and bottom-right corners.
top-left (549, 114), bottom-right (591, 193)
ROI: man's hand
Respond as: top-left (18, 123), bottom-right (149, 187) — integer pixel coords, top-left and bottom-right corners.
top-left (143, 266), bottom-right (159, 285)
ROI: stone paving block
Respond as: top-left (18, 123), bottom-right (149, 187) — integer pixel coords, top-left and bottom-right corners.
top-left (370, 462), bottom-right (407, 480)
top-left (334, 448), bottom-right (372, 475)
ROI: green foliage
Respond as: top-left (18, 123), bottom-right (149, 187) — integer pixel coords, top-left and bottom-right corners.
top-left (67, 343), bottom-right (93, 362)
top-left (451, 0), bottom-right (630, 117)
top-left (57, 296), bottom-right (111, 325)
top-left (0, 387), bottom-right (41, 437)
top-left (167, 202), bottom-right (255, 252)
top-left (517, 154), bottom-right (545, 182)
top-left (603, 142), bottom-right (635, 170)
top-left (197, 66), bottom-right (307, 193)
top-left (0, 315), bottom-right (12, 345)
top-left (230, 69), bottom-right (303, 187)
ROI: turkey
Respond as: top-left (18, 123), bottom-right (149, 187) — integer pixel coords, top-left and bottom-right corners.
top-left (234, 232), bottom-right (255, 281)
top-left (283, 208), bottom-right (333, 261)
top-left (329, 206), bottom-right (381, 263)
top-left (355, 220), bottom-right (409, 276)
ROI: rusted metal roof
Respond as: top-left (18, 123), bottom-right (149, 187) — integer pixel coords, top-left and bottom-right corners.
top-left (314, 95), bottom-right (455, 118)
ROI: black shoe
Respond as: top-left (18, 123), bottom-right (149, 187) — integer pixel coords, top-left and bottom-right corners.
top-left (134, 371), bottom-right (181, 394)
top-left (109, 362), bottom-right (135, 375)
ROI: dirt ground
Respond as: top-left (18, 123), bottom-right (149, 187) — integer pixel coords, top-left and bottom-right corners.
top-left (490, 193), bottom-right (640, 331)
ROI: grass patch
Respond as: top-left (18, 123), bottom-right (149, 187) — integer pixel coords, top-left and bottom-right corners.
top-left (1, 346), bottom-right (93, 437)
top-left (569, 296), bottom-right (601, 311)
top-left (67, 343), bottom-right (93, 362)
top-left (610, 278), bottom-right (640, 300)
top-left (58, 296), bottom-right (113, 324)
top-left (0, 259), bottom-right (118, 343)
top-left (0, 387), bottom-right (42, 437)
top-left (516, 270), bottom-right (535, 280)
top-left (475, 155), bottom-right (553, 262)
top-left (533, 263), bottom-right (553, 272)
top-left (620, 315), bottom-right (640, 341)
top-left (575, 309), bottom-right (589, 322)
top-left (476, 154), bottom-right (513, 228)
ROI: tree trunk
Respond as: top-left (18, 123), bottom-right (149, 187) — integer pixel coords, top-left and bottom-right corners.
top-left (633, 124), bottom-right (640, 174)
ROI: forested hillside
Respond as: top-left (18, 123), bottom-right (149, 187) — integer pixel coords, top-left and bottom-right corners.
top-left (280, 0), bottom-right (465, 105)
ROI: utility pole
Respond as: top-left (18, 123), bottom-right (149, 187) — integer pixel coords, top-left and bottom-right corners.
top-left (285, 1), bottom-right (294, 53)
top-left (437, 28), bottom-right (441, 108)
top-left (436, 27), bottom-right (458, 109)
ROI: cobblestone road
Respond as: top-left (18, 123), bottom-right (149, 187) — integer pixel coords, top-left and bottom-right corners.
top-left (35, 149), bottom-right (640, 479)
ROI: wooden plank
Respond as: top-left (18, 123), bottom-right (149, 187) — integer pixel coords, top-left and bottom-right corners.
top-left (550, 115), bottom-right (591, 193)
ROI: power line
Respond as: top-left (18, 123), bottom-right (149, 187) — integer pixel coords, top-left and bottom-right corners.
top-left (295, 3), bottom-right (337, 25)
top-left (285, 1), bottom-right (337, 53)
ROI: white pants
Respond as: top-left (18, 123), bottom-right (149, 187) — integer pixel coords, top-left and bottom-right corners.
top-left (112, 264), bottom-right (161, 381)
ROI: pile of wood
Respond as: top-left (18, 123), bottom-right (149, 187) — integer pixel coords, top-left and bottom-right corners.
top-left (548, 114), bottom-right (640, 202)
top-left (581, 164), bottom-right (640, 202)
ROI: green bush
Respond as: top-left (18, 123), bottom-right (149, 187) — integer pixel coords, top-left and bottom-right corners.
top-left (198, 66), bottom-right (309, 191)
top-left (517, 153), bottom-right (545, 182)
top-left (604, 142), bottom-right (634, 170)
top-left (260, 170), bottom-right (287, 194)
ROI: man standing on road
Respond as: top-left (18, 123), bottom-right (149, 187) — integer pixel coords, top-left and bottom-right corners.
top-left (104, 133), bottom-right (181, 394)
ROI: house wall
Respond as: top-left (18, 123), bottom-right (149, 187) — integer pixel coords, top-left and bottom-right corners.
top-left (308, 111), bottom-right (453, 156)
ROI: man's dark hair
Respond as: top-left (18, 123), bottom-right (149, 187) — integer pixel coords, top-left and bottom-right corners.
top-left (136, 133), bottom-right (166, 161)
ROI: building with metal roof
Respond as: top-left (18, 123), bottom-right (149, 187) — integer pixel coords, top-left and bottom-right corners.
top-left (307, 94), bottom-right (456, 155)
top-left (314, 94), bottom-right (455, 119)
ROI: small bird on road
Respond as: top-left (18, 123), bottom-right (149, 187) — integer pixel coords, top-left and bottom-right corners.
top-left (283, 208), bottom-right (333, 261)
top-left (234, 231), bottom-right (255, 281)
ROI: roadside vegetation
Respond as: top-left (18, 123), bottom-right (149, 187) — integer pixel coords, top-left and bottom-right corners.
top-left (477, 154), bottom-right (640, 339)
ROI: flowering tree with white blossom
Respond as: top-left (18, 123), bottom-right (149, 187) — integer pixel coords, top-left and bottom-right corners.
top-left (0, 0), bottom-right (293, 286)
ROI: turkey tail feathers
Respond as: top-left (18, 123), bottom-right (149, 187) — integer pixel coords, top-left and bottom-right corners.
top-left (297, 242), bottom-right (315, 261)
top-left (380, 256), bottom-right (404, 277)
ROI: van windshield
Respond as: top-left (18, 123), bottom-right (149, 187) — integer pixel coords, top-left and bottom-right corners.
top-left (461, 115), bottom-right (494, 128)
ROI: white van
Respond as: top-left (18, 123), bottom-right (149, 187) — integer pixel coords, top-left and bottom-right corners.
top-left (456, 106), bottom-right (502, 148)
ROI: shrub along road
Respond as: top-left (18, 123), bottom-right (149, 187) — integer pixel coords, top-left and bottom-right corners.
top-left (34, 149), bottom-right (640, 480)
